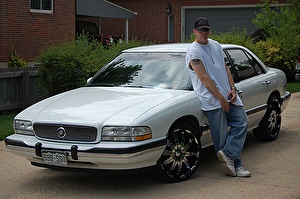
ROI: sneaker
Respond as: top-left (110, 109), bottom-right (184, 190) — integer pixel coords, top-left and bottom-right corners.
top-left (217, 150), bottom-right (236, 177)
top-left (236, 166), bottom-right (251, 177)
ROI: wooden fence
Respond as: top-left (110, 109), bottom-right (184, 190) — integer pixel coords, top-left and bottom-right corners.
top-left (0, 67), bottom-right (42, 111)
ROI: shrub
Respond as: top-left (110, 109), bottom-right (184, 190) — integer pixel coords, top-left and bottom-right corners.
top-left (37, 34), bottom-right (151, 97)
top-left (252, 0), bottom-right (300, 80)
top-left (8, 49), bottom-right (27, 68)
top-left (185, 28), bottom-right (264, 61)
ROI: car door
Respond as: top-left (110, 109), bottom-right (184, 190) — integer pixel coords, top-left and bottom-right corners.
top-left (224, 48), bottom-right (271, 127)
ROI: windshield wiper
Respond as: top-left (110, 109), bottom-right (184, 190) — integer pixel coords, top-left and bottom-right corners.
top-left (121, 85), bottom-right (153, 88)
top-left (87, 83), bottom-right (118, 87)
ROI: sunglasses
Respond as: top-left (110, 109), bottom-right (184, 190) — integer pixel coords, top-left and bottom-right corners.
top-left (198, 28), bottom-right (210, 32)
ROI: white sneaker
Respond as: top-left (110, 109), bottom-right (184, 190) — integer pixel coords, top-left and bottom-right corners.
top-left (217, 150), bottom-right (236, 177)
top-left (236, 166), bottom-right (251, 177)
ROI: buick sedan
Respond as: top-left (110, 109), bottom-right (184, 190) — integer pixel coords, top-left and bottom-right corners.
top-left (5, 43), bottom-right (291, 182)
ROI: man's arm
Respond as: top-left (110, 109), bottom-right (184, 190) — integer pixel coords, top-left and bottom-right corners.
top-left (189, 59), bottom-right (230, 112)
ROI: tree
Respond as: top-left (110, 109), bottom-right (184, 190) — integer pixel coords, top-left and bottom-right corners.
top-left (253, 0), bottom-right (300, 80)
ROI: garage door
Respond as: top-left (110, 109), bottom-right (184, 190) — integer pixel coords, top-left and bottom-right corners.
top-left (184, 7), bottom-right (260, 39)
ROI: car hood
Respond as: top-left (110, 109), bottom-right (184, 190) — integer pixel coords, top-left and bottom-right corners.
top-left (17, 87), bottom-right (189, 126)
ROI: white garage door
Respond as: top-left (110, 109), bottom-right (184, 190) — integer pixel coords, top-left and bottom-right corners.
top-left (183, 6), bottom-right (260, 40)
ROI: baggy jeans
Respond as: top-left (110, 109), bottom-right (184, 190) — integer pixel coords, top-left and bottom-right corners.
top-left (205, 103), bottom-right (248, 168)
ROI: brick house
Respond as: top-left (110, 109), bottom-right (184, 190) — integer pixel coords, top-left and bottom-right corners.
top-left (0, 0), bottom-right (139, 66)
top-left (0, 0), bottom-right (75, 66)
top-left (0, 0), bottom-right (286, 66)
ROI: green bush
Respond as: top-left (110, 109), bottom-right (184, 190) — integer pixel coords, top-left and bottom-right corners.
top-left (8, 49), bottom-right (27, 68)
top-left (255, 38), bottom-right (283, 67)
top-left (0, 110), bottom-right (19, 140)
top-left (37, 34), bottom-right (151, 97)
top-left (252, 0), bottom-right (300, 80)
top-left (185, 28), bottom-right (264, 62)
top-left (210, 28), bottom-right (264, 59)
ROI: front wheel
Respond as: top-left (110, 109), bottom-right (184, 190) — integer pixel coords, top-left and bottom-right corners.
top-left (155, 123), bottom-right (201, 182)
top-left (253, 95), bottom-right (281, 141)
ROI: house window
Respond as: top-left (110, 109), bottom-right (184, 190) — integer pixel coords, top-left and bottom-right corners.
top-left (30, 0), bottom-right (53, 13)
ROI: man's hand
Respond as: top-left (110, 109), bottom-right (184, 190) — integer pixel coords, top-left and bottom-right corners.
top-left (228, 89), bottom-right (237, 103)
top-left (220, 97), bottom-right (230, 112)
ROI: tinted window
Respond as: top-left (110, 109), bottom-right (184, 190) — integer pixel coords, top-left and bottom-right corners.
top-left (88, 53), bottom-right (191, 90)
top-left (223, 51), bottom-right (237, 82)
top-left (226, 49), bottom-right (257, 81)
top-left (245, 51), bottom-right (264, 75)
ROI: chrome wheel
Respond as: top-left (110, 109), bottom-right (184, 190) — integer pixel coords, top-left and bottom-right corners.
top-left (156, 123), bottom-right (201, 182)
top-left (268, 106), bottom-right (281, 138)
top-left (253, 95), bottom-right (281, 141)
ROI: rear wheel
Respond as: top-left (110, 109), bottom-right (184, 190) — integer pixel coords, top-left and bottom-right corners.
top-left (253, 95), bottom-right (281, 141)
top-left (155, 123), bottom-right (201, 182)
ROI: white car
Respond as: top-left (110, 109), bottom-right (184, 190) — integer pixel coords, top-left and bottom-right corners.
top-left (5, 43), bottom-right (291, 182)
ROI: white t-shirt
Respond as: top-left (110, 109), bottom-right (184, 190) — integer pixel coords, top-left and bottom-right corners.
top-left (186, 39), bottom-right (243, 111)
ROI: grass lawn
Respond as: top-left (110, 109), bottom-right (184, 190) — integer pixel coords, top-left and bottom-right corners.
top-left (0, 110), bottom-right (20, 140)
top-left (0, 82), bottom-right (299, 141)
top-left (286, 81), bottom-right (300, 93)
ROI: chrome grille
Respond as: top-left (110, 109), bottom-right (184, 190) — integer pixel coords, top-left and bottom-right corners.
top-left (33, 123), bottom-right (97, 142)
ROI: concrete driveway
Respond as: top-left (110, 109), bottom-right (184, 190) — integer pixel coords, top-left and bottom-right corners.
top-left (0, 93), bottom-right (299, 199)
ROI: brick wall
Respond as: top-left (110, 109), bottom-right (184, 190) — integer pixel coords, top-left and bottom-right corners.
top-left (101, 0), bottom-right (173, 43)
top-left (0, 0), bottom-right (75, 62)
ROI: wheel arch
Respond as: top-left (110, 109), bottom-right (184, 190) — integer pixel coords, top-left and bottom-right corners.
top-left (168, 115), bottom-right (202, 139)
top-left (268, 91), bottom-right (281, 106)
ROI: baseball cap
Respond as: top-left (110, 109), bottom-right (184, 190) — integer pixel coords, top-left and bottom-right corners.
top-left (194, 17), bottom-right (210, 31)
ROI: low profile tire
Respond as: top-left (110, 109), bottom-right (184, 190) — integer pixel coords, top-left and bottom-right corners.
top-left (155, 123), bottom-right (201, 182)
top-left (253, 95), bottom-right (281, 141)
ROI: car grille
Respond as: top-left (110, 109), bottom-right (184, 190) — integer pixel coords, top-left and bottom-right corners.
top-left (33, 123), bottom-right (97, 142)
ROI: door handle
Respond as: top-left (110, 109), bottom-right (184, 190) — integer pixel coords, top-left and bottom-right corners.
top-left (262, 80), bottom-right (271, 85)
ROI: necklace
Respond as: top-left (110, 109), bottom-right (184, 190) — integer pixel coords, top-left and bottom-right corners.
top-left (200, 43), bottom-right (214, 64)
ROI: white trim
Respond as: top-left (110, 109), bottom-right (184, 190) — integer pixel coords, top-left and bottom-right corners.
top-left (182, 4), bottom-right (258, 9)
top-left (103, 0), bottom-right (137, 16)
top-left (30, 9), bottom-right (53, 14)
top-left (181, 4), bottom-right (283, 9)
top-left (30, 0), bottom-right (54, 14)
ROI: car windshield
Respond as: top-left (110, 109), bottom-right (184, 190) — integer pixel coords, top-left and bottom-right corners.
top-left (87, 52), bottom-right (192, 90)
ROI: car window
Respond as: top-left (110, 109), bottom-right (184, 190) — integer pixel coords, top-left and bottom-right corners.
top-left (226, 49), bottom-right (258, 81)
top-left (244, 51), bottom-right (264, 75)
top-left (223, 51), bottom-right (237, 82)
top-left (88, 52), bottom-right (191, 90)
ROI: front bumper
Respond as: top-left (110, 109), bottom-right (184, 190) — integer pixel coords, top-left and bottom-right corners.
top-left (280, 91), bottom-right (291, 112)
top-left (5, 134), bottom-right (166, 170)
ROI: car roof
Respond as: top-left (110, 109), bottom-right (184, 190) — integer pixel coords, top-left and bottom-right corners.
top-left (122, 43), bottom-right (242, 53)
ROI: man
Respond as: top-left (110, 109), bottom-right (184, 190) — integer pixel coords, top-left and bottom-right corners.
top-left (186, 17), bottom-right (251, 177)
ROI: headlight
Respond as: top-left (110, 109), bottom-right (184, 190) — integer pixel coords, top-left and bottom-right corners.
top-left (102, 126), bottom-right (152, 141)
top-left (13, 120), bottom-right (34, 135)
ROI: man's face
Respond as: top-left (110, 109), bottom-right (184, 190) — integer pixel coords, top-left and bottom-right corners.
top-left (193, 28), bottom-right (210, 42)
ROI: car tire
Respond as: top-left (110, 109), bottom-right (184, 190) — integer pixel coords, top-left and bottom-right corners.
top-left (155, 122), bottom-right (201, 182)
top-left (253, 95), bottom-right (281, 141)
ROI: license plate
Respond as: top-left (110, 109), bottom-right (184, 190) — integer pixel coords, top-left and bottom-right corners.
top-left (42, 150), bottom-right (67, 165)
